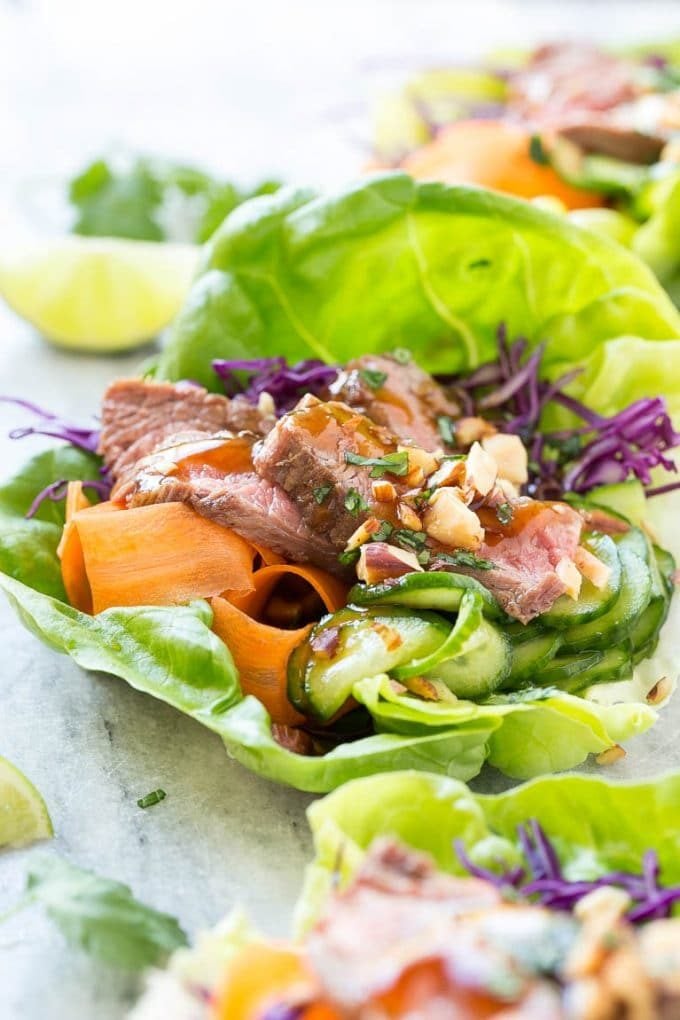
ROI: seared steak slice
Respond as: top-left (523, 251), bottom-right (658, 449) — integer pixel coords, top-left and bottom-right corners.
top-left (253, 395), bottom-right (411, 548)
top-left (99, 378), bottom-right (274, 485)
top-left (328, 354), bottom-right (459, 452)
top-left (509, 42), bottom-right (640, 123)
top-left (116, 434), bottom-right (341, 574)
top-left (433, 500), bottom-right (583, 623)
top-left (558, 123), bottom-right (664, 165)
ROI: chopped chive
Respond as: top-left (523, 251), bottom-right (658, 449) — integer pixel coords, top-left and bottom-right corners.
top-left (313, 484), bottom-right (332, 505)
top-left (393, 528), bottom-right (428, 552)
top-left (137, 789), bottom-right (166, 809)
top-left (372, 520), bottom-right (394, 542)
top-left (344, 488), bottom-right (369, 515)
top-left (344, 450), bottom-right (410, 478)
top-left (359, 368), bottom-right (388, 390)
top-left (338, 547), bottom-right (360, 567)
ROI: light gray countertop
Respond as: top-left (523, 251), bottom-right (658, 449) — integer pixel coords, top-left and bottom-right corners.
top-left (3, 2), bottom-right (680, 1017)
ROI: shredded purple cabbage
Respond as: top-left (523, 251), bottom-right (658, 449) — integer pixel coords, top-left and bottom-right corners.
top-left (212, 357), bottom-right (338, 414)
top-left (0, 396), bottom-right (101, 454)
top-left (452, 326), bottom-right (680, 499)
top-left (25, 478), bottom-right (110, 519)
top-left (455, 820), bottom-right (680, 923)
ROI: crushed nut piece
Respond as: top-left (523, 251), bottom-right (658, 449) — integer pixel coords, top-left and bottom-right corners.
top-left (596, 744), bottom-right (626, 766)
top-left (372, 479), bottom-right (397, 502)
top-left (482, 432), bottom-right (529, 486)
top-left (428, 459), bottom-right (466, 490)
top-left (401, 676), bottom-right (441, 701)
top-left (397, 501), bottom-right (422, 531)
top-left (646, 676), bottom-right (673, 705)
top-left (575, 546), bottom-right (611, 590)
top-left (400, 444), bottom-right (439, 478)
top-left (556, 557), bottom-right (582, 600)
top-left (423, 487), bottom-right (484, 550)
top-left (464, 441), bottom-right (498, 497)
top-left (574, 886), bottom-right (631, 926)
top-left (455, 416), bottom-right (498, 447)
top-left (345, 517), bottom-right (382, 551)
top-left (257, 391), bottom-right (276, 416)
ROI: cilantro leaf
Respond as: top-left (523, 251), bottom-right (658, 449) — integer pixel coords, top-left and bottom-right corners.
top-left (68, 156), bottom-right (281, 244)
top-left (496, 502), bottom-right (514, 525)
top-left (359, 368), bottom-right (388, 390)
top-left (344, 450), bottom-right (410, 478)
top-left (529, 134), bottom-right (549, 166)
top-left (313, 484), bottom-right (332, 505)
top-left (24, 855), bottom-right (187, 969)
top-left (436, 550), bottom-right (496, 571)
top-left (437, 415), bottom-right (456, 445)
top-left (344, 488), bottom-right (369, 515)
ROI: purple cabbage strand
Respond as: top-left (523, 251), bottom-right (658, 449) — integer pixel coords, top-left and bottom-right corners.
top-left (452, 326), bottom-right (680, 499)
top-left (212, 357), bottom-right (338, 414)
top-left (456, 819), bottom-right (680, 924)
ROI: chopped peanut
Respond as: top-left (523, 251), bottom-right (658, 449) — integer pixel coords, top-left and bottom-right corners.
top-left (257, 391), bottom-right (276, 416)
top-left (575, 546), bottom-right (611, 590)
top-left (464, 441), bottom-right (498, 497)
top-left (423, 487), bottom-right (484, 550)
top-left (574, 886), bottom-right (631, 927)
top-left (556, 557), bottom-right (582, 600)
top-left (482, 432), bottom-right (529, 485)
top-left (596, 744), bottom-right (626, 766)
top-left (397, 501), bottom-right (422, 531)
top-left (646, 676), bottom-right (673, 705)
top-left (345, 517), bottom-right (382, 551)
top-left (455, 416), bottom-right (498, 447)
top-left (427, 458), bottom-right (467, 490)
top-left (400, 444), bottom-right (439, 479)
top-left (371, 479), bottom-right (397, 502)
top-left (356, 542), bottom-right (423, 584)
top-left (495, 478), bottom-right (520, 501)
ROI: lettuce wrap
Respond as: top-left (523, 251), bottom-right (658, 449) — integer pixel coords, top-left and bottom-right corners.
top-left (298, 768), bottom-right (680, 931)
top-left (2, 176), bottom-right (680, 792)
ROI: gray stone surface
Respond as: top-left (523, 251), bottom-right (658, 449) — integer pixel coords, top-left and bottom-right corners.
top-left (2, 2), bottom-right (680, 1017)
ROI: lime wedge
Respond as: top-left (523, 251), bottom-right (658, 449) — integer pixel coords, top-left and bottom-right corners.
top-left (0, 236), bottom-right (200, 352)
top-left (0, 754), bottom-right (53, 849)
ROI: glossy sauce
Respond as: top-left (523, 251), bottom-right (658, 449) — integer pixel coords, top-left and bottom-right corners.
top-left (478, 499), bottom-right (554, 547)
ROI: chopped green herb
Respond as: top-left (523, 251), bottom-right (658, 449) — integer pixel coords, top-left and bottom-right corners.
top-left (391, 347), bottom-right (411, 365)
top-left (436, 550), bottom-right (496, 570)
top-left (529, 134), bottom-right (549, 166)
top-left (344, 450), bottom-right (410, 478)
top-left (338, 547), bottom-right (360, 567)
top-left (417, 549), bottom-right (431, 566)
top-left (137, 789), bottom-right (166, 809)
top-left (313, 484), bottom-right (332, 505)
top-left (437, 415), bottom-right (456, 445)
top-left (359, 368), bottom-right (388, 390)
top-left (415, 488), bottom-right (433, 507)
top-left (496, 502), bottom-right (514, 525)
top-left (393, 528), bottom-right (428, 552)
top-left (16, 855), bottom-right (187, 969)
top-left (372, 520), bottom-right (394, 542)
top-left (468, 257), bottom-right (491, 270)
top-left (344, 488), bottom-right (370, 515)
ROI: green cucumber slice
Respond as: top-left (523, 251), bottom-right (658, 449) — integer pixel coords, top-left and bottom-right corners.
top-left (296, 606), bottom-right (450, 722)
top-left (348, 571), bottom-right (504, 619)
top-left (561, 548), bottom-right (652, 652)
top-left (538, 648), bottom-right (631, 693)
top-left (540, 533), bottom-right (621, 628)
top-left (424, 617), bottom-right (511, 700)
top-left (392, 591), bottom-right (483, 681)
top-left (504, 632), bottom-right (563, 687)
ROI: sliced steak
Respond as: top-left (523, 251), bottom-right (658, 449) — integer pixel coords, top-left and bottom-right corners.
top-left (116, 434), bottom-right (341, 574)
top-left (509, 42), bottom-right (640, 124)
top-left (99, 378), bottom-right (274, 485)
top-left (328, 354), bottom-right (459, 452)
top-left (307, 839), bottom-right (568, 1013)
top-left (432, 499), bottom-right (583, 623)
top-left (253, 395), bottom-right (411, 548)
top-left (558, 123), bottom-right (664, 165)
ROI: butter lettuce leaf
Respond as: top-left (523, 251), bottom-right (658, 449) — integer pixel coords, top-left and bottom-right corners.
top-left (156, 174), bottom-right (680, 393)
top-left (297, 769), bottom-right (680, 932)
top-left (0, 445), bottom-right (665, 793)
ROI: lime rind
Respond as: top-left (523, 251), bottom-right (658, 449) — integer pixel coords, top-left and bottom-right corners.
top-left (0, 754), bottom-right (53, 849)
